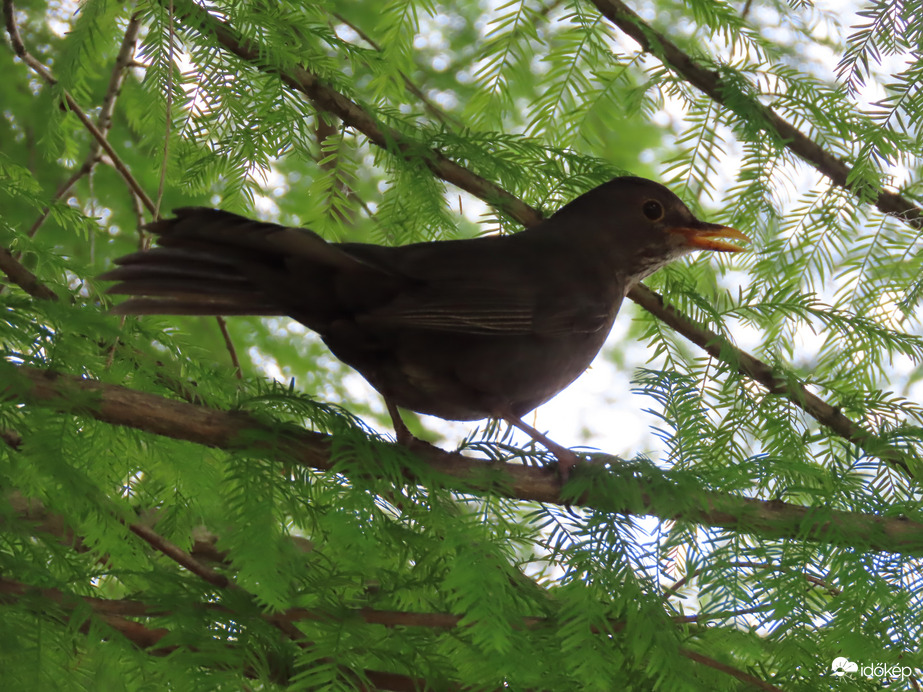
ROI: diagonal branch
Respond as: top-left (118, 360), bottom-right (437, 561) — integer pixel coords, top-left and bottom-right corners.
top-left (680, 649), bottom-right (782, 692)
top-left (3, 13), bottom-right (142, 298)
top-left (88, 12), bottom-right (143, 163)
top-left (4, 2), bottom-right (246, 379)
top-left (9, 364), bottom-right (923, 556)
top-left (0, 247), bottom-right (58, 300)
top-left (627, 288), bottom-right (914, 473)
top-left (17, 12), bottom-right (145, 239)
top-left (329, 11), bottom-right (462, 128)
top-left (7, 491), bottom-right (239, 561)
top-left (3, 0), bottom-right (155, 215)
top-left (162, 0), bottom-right (916, 475)
top-left (126, 521), bottom-right (229, 589)
top-left (167, 0), bottom-right (543, 228)
top-left (591, 0), bottom-right (923, 228)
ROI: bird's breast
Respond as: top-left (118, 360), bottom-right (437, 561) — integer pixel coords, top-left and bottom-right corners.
top-left (325, 314), bottom-right (616, 421)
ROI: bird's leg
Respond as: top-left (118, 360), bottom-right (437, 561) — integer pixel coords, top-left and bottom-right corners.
top-left (502, 415), bottom-right (579, 481)
top-left (385, 398), bottom-right (442, 456)
top-left (385, 398), bottom-right (414, 445)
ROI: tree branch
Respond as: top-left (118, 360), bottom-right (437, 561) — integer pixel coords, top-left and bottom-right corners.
top-left (90, 13), bottom-right (143, 162)
top-left (0, 578), bottom-right (436, 690)
top-left (3, 0), bottom-right (156, 216)
top-left (0, 571), bottom-right (786, 690)
top-left (680, 649), bottom-right (783, 692)
top-left (26, 161), bottom-right (92, 239)
top-left (166, 0), bottom-right (543, 228)
top-left (329, 11), bottom-right (462, 128)
top-left (4, 14), bottom-right (143, 298)
top-left (9, 364), bottom-right (923, 556)
top-left (0, 246), bottom-right (58, 300)
top-left (627, 286), bottom-right (915, 474)
top-left (126, 521), bottom-right (229, 589)
top-left (6, 490), bottom-right (240, 562)
top-left (662, 561), bottom-right (840, 600)
top-left (591, 0), bottom-right (923, 228)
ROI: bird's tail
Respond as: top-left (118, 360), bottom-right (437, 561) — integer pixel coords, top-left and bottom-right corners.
top-left (100, 208), bottom-right (299, 316)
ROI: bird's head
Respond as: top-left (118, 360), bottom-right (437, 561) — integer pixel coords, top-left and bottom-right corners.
top-left (553, 176), bottom-right (749, 281)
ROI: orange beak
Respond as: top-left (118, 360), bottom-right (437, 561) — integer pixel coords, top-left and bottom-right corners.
top-left (668, 222), bottom-right (750, 253)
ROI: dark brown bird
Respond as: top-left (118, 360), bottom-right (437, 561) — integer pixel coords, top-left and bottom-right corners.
top-left (101, 177), bottom-right (748, 476)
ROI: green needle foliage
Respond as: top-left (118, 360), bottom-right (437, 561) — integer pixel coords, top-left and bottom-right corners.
top-left (2, 0), bottom-right (923, 689)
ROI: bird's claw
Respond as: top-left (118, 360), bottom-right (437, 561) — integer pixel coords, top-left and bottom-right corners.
top-left (554, 449), bottom-right (580, 483)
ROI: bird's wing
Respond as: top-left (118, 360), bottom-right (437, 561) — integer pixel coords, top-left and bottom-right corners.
top-left (340, 235), bottom-right (615, 337)
top-left (102, 208), bottom-right (614, 337)
top-left (361, 286), bottom-right (611, 336)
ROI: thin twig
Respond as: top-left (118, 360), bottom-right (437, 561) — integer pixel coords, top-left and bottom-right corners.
top-left (2, 11), bottom-right (144, 302)
top-left (330, 12), bottom-right (461, 128)
top-left (0, 429), bottom-right (229, 589)
top-left (92, 12), bottom-right (143, 160)
top-left (26, 162), bottom-right (93, 238)
top-left (154, 2), bottom-right (174, 219)
top-left (126, 522), bottom-right (230, 589)
top-left (4, 0), bottom-right (155, 216)
top-left (680, 649), bottom-right (785, 692)
top-left (662, 561), bottom-right (839, 600)
top-left (215, 316), bottom-right (243, 379)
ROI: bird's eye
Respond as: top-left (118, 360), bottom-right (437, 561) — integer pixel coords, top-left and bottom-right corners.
top-left (642, 200), bottom-right (664, 221)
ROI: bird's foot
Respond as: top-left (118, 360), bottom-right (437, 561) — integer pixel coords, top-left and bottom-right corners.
top-left (402, 433), bottom-right (443, 456)
top-left (554, 448), bottom-right (580, 483)
top-left (385, 398), bottom-right (443, 456)
top-left (503, 415), bottom-right (580, 483)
